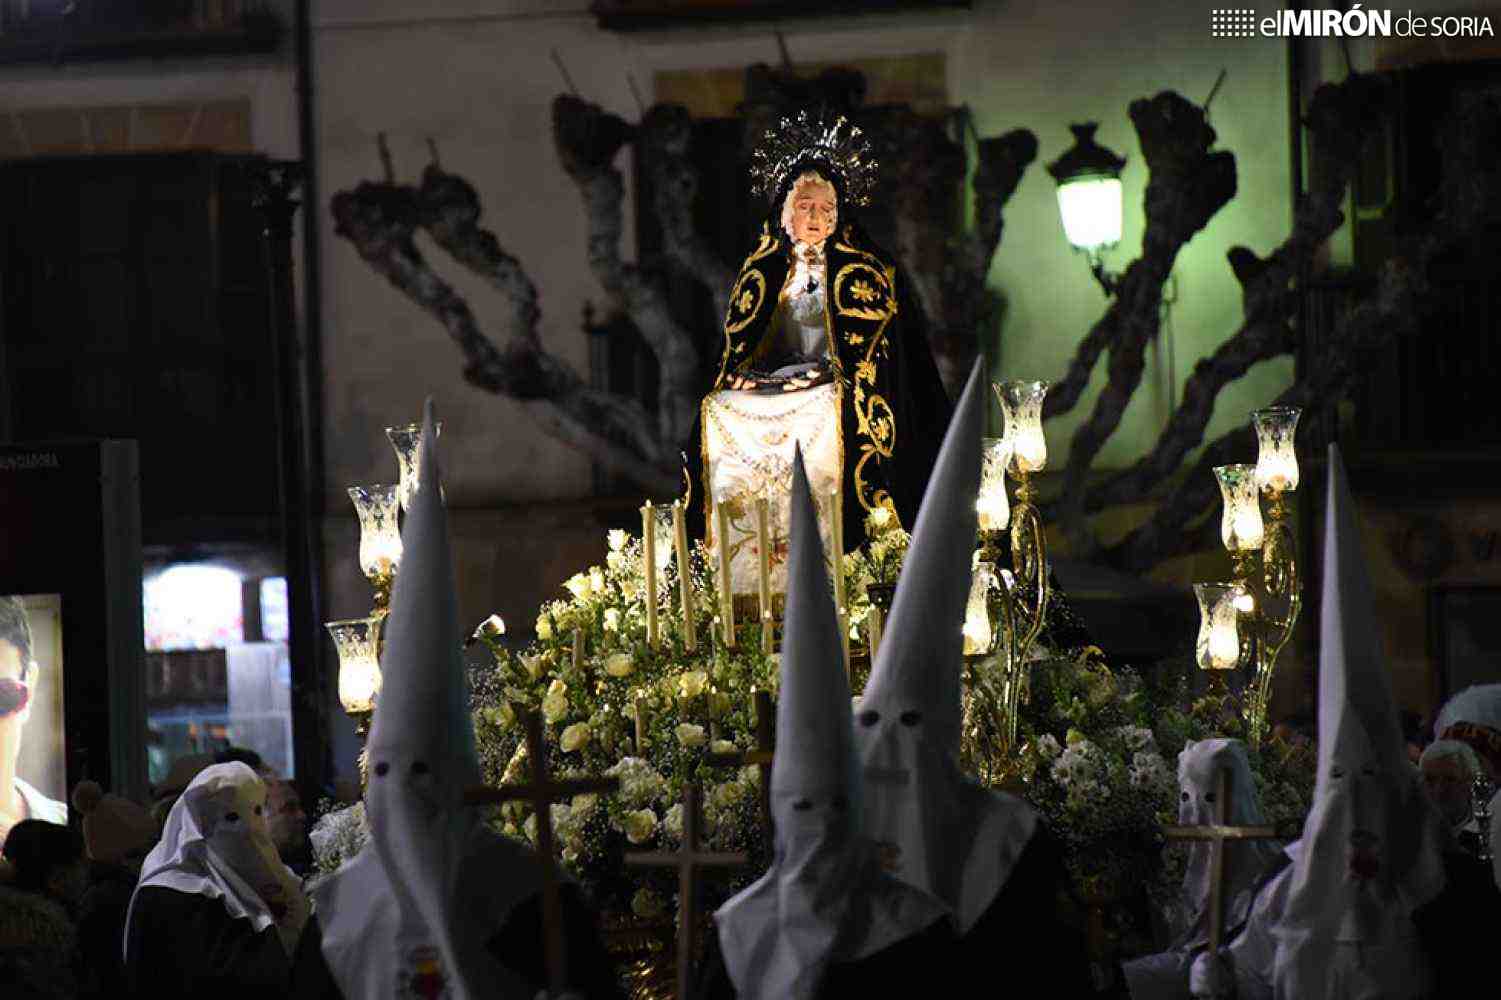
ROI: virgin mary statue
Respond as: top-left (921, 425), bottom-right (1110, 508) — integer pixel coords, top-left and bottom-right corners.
top-left (691, 113), bottom-right (952, 593)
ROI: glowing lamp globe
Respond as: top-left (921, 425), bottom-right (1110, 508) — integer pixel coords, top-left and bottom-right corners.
top-left (1194, 582), bottom-right (1244, 672)
top-left (1252, 406), bottom-right (1302, 494)
top-left (1047, 123), bottom-right (1127, 254)
top-left (1213, 464), bottom-right (1264, 553)
top-left (326, 615), bottom-right (383, 715)
top-left (976, 437), bottom-right (1013, 531)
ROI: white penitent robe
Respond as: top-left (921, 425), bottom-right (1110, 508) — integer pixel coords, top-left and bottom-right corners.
top-left (1228, 844), bottom-right (1432, 1000)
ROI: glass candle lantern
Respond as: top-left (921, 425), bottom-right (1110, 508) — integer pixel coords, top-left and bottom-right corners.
top-left (348, 485), bottom-right (403, 580)
top-left (326, 615), bottom-right (383, 715)
top-left (1194, 582), bottom-right (1243, 672)
top-left (1214, 464), bottom-right (1264, 552)
top-left (976, 436), bottom-right (1013, 531)
top-left (962, 560), bottom-right (996, 656)
top-left (387, 421), bottom-right (444, 512)
top-left (995, 380), bottom-right (1050, 476)
top-left (1252, 406), bottom-right (1301, 494)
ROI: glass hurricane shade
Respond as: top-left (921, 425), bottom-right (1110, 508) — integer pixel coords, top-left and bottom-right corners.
top-left (1214, 464), bottom-right (1264, 552)
top-left (963, 560), bottom-right (996, 655)
top-left (327, 615), bottom-right (383, 714)
top-left (995, 380), bottom-right (1050, 475)
top-left (386, 421), bottom-right (443, 512)
top-left (1252, 406), bottom-right (1301, 493)
top-left (1055, 176), bottom-right (1123, 252)
top-left (348, 485), bottom-right (403, 580)
top-left (1194, 582), bottom-right (1243, 671)
top-left (977, 437), bottom-right (1013, 531)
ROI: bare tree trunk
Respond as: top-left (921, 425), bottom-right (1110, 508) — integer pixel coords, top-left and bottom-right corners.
top-left (1053, 92), bottom-right (1238, 551)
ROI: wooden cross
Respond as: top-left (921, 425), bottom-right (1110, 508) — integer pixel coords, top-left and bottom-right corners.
top-left (465, 709), bottom-right (619, 996)
top-left (706, 689), bottom-right (775, 838)
top-left (1161, 766), bottom-right (1284, 963)
top-left (626, 783), bottom-right (748, 1000)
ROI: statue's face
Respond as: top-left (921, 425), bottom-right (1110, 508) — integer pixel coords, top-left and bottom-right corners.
top-left (786, 176), bottom-right (837, 244)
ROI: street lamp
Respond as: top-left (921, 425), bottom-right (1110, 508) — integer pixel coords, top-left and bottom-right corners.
top-left (1047, 123), bottom-right (1127, 296)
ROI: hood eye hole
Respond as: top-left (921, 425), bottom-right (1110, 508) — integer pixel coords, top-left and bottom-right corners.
top-left (1203, 792), bottom-right (1217, 803)
top-left (899, 710), bottom-right (922, 726)
top-left (1330, 766), bottom-right (1346, 779)
top-left (1181, 791), bottom-right (1190, 802)
top-left (412, 760), bottom-right (430, 776)
top-left (224, 811), bottom-right (240, 822)
top-left (792, 799), bottom-right (813, 811)
top-left (857, 710), bottom-right (880, 727)
top-left (374, 762), bottom-right (390, 777)
top-left (831, 796), bottom-right (848, 812)
top-left (253, 805), bottom-right (263, 816)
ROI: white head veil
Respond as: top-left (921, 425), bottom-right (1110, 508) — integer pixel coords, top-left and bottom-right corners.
top-left (1173, 739), bottom-right (1283, 948)
top-left (126, 762), bottom-right (304, 954)
top-left (1271, 445), bottom-right (1446, 996)
top-left (715, 451), bottom-right (945, 999)
top-left (853, 359), bottom-right (1036, 933)
top-left (315, 400), bottom-right (540, 999)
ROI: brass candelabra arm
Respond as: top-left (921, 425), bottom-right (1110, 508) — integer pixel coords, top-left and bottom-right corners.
top-left (1006, 491), bottom-right (1051, 664)
top-left (1246, 491), bottom-right (1301, 747)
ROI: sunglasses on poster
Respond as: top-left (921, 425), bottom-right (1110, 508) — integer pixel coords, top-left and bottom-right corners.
top-left (0, 678), bottom-right (30, 718)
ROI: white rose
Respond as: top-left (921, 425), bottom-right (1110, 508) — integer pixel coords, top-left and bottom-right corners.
top-left (603, 608), bottom-right (621, 632)
top-left (603, 652), bottom-right (634, 677)
top-left (589, 566), bottom-right (606, 595)
top-left (709, 739), bottom-right (737, 756)
top-left (623, 808), bottom-right (658, 844)
top-left (631, 888), bottom-right (664, 919)
top-left (542, 679), bottom-right (569, 723)
top-left (563, 573), bottom-right (590, 600)
top-left (663, 803), bottom-right (684, 838)
top-left (608, 529), bottom-right (630, 553)
top-left (519, 653), bottom-right (545, 681)
top-left (676, 723), bottom-right (707, 748)
top-left (560, 722), bottom-right (591, 752)
top-left (571, 793), bottom-right (599, 815)
top-left (677, 670), bottom-right (709, 700)
top-left (535, 614), bottom-right (553, 640)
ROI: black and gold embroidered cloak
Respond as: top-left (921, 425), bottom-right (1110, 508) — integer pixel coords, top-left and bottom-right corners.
top-left (690, 216), bottom-right (952, 551)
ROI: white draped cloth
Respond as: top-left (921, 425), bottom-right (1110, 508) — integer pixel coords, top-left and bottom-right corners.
top-left (703, 381), bottom-right (842, 594)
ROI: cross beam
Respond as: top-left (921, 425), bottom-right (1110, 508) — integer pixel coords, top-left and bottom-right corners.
top-left (465, 710), bottom-right (619, 995)
top-left (626, 783), bottom-right (748, 1000)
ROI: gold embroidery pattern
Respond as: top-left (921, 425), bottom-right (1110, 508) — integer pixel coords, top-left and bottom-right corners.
top-left (724, 270), bottom-right (766, 336)
top-left (834, 263), bottom-right (894, 322)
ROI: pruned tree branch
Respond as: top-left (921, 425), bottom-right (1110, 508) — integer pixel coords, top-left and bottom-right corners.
top-left (330, 160), bottom-right (677, 496)
top-left (640, 104), bottom-right (734, 321)
top-left (1055, 92), bottom-right (1239, 550)
top-left (1102, 86), bottom-right (1501, 572)
top-left (1078, 74), bottom-right (1392, 515)
top-left (552, 94), bottom-right (703, 451)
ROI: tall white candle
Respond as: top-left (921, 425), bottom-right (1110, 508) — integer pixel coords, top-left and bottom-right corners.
top-left (642, 502), bottom-right (659, 648)
top-left (673, 501), bottom-right (697, 652)
top-left (715, 500), bottom-right (736, 647)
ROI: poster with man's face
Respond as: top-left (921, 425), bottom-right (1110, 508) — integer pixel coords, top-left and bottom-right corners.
top-left (1, 593), bottom-right (67, 843)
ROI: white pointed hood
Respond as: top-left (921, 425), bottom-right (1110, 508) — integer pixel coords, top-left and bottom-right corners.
top-left (1172, 739), bottom-right (1283, 948)
top-left (317, 400), bottom-right (538, 999)
top-left (853, 360), bottom-right (1036, 933)
top-left (126, 763), bottom-right (306, 955)
top-left (1272, 444), bottom-right (1446, 996)
top-left (715, 452), bottom-right (944, 998)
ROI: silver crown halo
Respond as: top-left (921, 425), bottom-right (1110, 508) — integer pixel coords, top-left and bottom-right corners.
top-left (749, 111), bottom-right (878, 208)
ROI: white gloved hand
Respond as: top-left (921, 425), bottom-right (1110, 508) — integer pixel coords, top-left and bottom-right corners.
top-left (1189, 949), bottom-right (1235, 1000)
